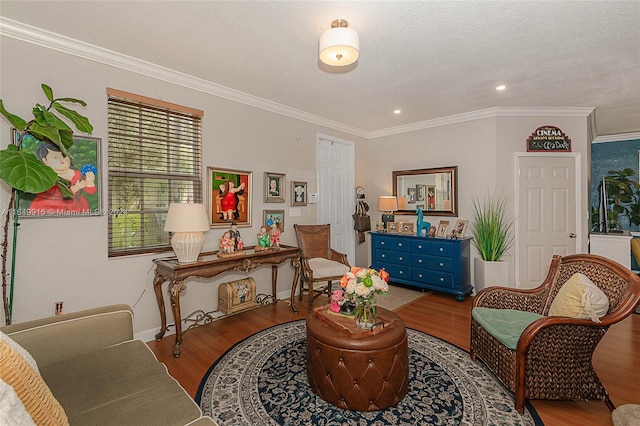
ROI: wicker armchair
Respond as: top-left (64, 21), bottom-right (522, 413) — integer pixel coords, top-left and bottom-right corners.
top-left (470, 253), bottom-right (640, 414)
top-left (294, 224), bottom-right (350, 312)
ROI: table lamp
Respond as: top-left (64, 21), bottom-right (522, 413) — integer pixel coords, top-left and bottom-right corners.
top-left (164, 202), bottom-right (210, 263)
top-left (378, 196), bottom-right (398, 230)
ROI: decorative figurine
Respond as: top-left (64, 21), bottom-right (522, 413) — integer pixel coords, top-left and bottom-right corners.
top-left (219, 231), bottom-right (235, 254)
top-left (268, 219), bottom-right (281, 248)
top-left (256, 226), bottom-right (270, 251)
top-left (416, 207), bottom-right (431, 237)
top-left (229, 222), bottom-right (243, 251)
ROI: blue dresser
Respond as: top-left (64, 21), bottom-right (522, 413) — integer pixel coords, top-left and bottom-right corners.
top-left (370, 232), bottom-right (473, 300)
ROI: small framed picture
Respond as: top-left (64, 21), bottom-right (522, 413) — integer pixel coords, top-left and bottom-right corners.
top-left (407, 187), bottom-right (417, 203)
top-left (264, 172), bottom-right (285, 203)
top-left (451, 219), bottom-right (468, 238)
top-left (399, 222), bottom-right (414, 234)
top-left (436, 220), bottom-right (450, 238)
top-left (416, 184), bottom-right (426, 202)
top-left (263, 209), bottom-right (285, 232)
top-left (291, 181), bottom-right (307, 206)
top-left (386, 222), bottom-right (398, 233)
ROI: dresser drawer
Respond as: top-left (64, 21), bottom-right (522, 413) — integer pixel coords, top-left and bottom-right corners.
top-left (412, 268), bottom-right (454, 289)
top-left (411, 240), bottom-right (453, 257)
top-left (376, 262), bottom-right (411, 281)
top-left (413, 254), bottom-right (453, 273)
top-left (375, 249), bottom-right (411, 265)
top-left (373, 236), bottom-right (410, 252)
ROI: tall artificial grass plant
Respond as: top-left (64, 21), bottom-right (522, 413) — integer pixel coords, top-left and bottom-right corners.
top-left (470, 194), bottom-right (514, 261)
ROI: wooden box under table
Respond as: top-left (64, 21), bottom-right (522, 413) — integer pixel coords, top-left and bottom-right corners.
top-left (218, 277), bottom-right (256, 314)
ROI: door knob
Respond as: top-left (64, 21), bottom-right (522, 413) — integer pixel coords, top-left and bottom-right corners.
top-left (569, 233), bottom-right (577, 238)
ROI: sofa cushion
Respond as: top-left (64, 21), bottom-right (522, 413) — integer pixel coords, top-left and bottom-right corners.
top-left (548, 272), bottom-right (609, 322)
top-left (0, 332), bottom-right (68, 425)
top-left (41, 339), bottom-right (204, 426)
top-left (472, 307), bottom-right (544, 350)
top-left (0, 378), bottom-right (35, 426)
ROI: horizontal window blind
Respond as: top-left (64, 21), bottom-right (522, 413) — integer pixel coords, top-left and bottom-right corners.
top-left (107, 91), bottom-right (203, 257)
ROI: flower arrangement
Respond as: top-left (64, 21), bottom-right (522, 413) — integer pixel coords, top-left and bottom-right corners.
top-left (340, 267), bottom-right (390, 328)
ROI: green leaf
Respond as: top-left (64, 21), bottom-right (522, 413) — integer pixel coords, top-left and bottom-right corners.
top-left (52, 102), bottom-right (93, 133)
top-left (54, 97), bottom-right (87, 107)
top-left (56, 177), bottom-right (74, 199)
top-left (41, 84), bottom-right (54, 102)
top-left (32, 106), bottom-right (47, 126)
top-left (28, 122), bottom-right (62, 145)
top-left (0, 100), bottom-right (27, 130)
top-left (0, 146), bottom-right (58, 193)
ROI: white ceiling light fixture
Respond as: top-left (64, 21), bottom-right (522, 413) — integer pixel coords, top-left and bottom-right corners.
top-left (319, 19), bottom-right (359, 66)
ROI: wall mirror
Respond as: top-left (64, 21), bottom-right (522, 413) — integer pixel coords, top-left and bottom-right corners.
top-left (393, 166), bottom-right (458, 217)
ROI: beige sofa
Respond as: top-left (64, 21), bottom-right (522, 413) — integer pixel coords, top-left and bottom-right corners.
top-left (1, 304), bottom-right (216, 425)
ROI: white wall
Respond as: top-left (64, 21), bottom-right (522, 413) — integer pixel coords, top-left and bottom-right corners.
top-left (367, 114), bottom-right (591, 285)
top-left (0, 37), bottom-right (367, 336)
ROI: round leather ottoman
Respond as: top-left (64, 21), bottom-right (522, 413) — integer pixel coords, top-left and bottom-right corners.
top-left (306, 307), bottom-right (409, 411)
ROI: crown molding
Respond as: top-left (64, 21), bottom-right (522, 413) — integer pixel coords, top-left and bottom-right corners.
top-left (0, 17), bottom-right (368, 138)
top-left (593, 132), bottom-right (640, 143)
top-left (0, 17), bottom-right (600, 141)
top-left (368, 107), bottom-right (595, 139)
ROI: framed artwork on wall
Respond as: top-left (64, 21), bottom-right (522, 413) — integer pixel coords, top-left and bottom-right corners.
top-left (264, 172), bottom-right (285, 203)
top-left (291, 181), bottom-right (307, 206)
top-left (12, 129), bottom-right (102, 218)
top-left (263, 209), bottom-right (285, 232)
top-left (208, 166), bottom-right (252, 228)
top-left (416, 184), bottom-right (426, 202)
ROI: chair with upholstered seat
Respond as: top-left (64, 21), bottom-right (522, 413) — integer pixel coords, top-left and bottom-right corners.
top-left (293, 224), bottom-right (350, 312)
top-left (470, 253), bottom-right (640, 415)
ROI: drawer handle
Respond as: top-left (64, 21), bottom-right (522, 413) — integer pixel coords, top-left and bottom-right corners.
top-left (439, 247), bottom-right (444, 252)
top-left (418, 274), bottom-right (423, 278)
top-left (399, 257), bottom-right (403, 261)
top-left (439, 262), bottom-right (444, 267)
top-left (398, 243), bottom-right (403, 247)
top-left (381, 241), bottom-right (385, 245)
top-left (418, 244), bottom-right (422, 249)
top-left (418, 259), bottom-right (422, 263)
top-left (381, 254), bottom-right (386, 258)
top-left (440, 277), bottom-right (444, 282)
top-left (399, 271), bottom-right (404, 275)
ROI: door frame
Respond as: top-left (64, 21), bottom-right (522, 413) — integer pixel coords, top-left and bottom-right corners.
top-left (514, 152), bottom-right (582, 288)
top-left (316, 133), bottom-right (356, 263)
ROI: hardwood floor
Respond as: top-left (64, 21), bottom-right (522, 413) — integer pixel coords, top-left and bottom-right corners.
top-left (148, 292), bottom-right (640, 425)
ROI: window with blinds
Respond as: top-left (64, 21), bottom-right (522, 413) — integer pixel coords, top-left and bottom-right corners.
top-left (107, 88), bottom-right (203, 257)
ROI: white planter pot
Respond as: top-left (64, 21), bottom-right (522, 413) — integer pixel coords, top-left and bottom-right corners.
top-left (474, 258), bottom-right (509, 292)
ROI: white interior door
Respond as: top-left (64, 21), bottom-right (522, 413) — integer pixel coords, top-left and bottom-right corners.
top-left (515, 153), bottom-right (581, 289)
top-left (317, 134), bottom-right (355, 263)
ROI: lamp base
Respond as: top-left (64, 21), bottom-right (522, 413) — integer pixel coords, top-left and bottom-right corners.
top-left (171, 231), bottom-right (205, 264)
top-left (381, 213), bottom-right (394, 231)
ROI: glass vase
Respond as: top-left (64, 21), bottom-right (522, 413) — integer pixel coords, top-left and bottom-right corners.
top-left (355, 296), bottom-right (377, 329)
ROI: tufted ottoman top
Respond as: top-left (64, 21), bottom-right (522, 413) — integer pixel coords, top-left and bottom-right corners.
top-left (306, 307), bottom-right (409, 411)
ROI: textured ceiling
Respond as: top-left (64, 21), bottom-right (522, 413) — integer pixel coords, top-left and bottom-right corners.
top-left (1, 1), bottom-right (639, 137)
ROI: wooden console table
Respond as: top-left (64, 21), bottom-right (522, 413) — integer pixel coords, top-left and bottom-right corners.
top-left (153, 245), bottom-right (301, 357)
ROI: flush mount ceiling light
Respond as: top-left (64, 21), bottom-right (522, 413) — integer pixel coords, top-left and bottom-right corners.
top-left (319, 19), bottom-right (359, 66)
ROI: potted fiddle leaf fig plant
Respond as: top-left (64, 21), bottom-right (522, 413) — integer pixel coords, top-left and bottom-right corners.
top-left (470, 193), bottom-right (514, 291)
top-left (0, 84), bottom-right (93, 325)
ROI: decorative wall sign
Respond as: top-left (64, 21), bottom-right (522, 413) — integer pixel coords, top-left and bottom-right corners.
top-left (526, 125), bottom-right (572, 152)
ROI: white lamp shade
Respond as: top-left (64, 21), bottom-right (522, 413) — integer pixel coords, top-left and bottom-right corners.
top-left (378, 196), bottom-right (398, 212)
top-left (319, 26), bottom-right (359, 66)
top-left (164, 203), bottom-right (210, 232)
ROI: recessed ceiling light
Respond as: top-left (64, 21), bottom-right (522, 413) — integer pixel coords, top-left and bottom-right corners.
top-left (393, 109), bottom-right (402, 114)
top-left (496, 85), bottom-right (507, 91)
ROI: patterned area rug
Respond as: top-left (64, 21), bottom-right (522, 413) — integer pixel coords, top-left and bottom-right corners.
top-left (196, 320), bottom-right (543, 425)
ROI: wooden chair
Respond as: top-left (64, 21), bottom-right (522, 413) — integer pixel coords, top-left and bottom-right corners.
top-left (470, 254), bottom-right (640, 414)
top-left (293, 224), bottom-right (350, 312)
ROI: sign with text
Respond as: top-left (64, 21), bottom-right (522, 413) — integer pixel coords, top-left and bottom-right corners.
top-left (526, 125), bottom-right (572, 152)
